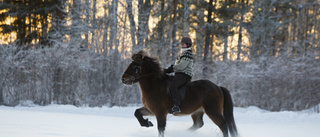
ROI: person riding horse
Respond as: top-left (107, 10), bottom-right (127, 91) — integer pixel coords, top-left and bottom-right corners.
top-left (165, 37), bottom-right (194, 114)
top-left (121, 49), bottom-right (238, 137)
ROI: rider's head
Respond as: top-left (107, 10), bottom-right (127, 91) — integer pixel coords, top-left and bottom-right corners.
top-left (181, 37), bottom-right (192, 48)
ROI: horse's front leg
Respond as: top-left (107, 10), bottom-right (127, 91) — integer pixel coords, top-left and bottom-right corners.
top-left (156, 113), bottom-right (167, 137)
top-left (134, 107), bottom-right (154, 127)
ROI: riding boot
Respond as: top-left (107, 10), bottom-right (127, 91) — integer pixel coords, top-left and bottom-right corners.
top-left (171, 96), bottom-right (181, 114)
top-left (171, 88), bottom-right (181, 114)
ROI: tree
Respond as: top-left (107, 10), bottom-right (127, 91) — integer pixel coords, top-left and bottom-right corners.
top-left (70, 0), bottom-right (83, 44)
top-left (181, 0), bottom-right (191, 36)
top-left (1, 0), bottom-right (320, 111)
top-left (136, 0), bottom-right (152, 51)
top-left (203, 0), bottom-right (214, 78)
top-left (215, 0), bottom-right (238, 61)
top-left (126, 0), bottom-right (137, 52)
top-left (171, 0), bottom-right (178, 63)
top-left (192, 0), bottom-right (206, 62)
top-left (0, 0), bottom-right (66, 47)
top-left (107, 0), bottom-right (119, 53)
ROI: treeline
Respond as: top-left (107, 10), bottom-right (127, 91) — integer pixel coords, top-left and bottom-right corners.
top-left (2, 0), bottom-right (319, 60)
top-left (1, 45), bottom-right (319, 111)
top-left (0, 45), bottom-right (139, 107)
top-left (0, 0), bottom-right (319, 111)
top-left (202, 55), bottom-right (320, 111)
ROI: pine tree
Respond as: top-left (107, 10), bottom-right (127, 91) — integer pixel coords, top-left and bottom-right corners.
top-left (0, 0), bottom-right (67, 47)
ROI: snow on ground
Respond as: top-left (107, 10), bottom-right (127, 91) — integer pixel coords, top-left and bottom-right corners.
top-left (0, 104), bottom-right (320, 137)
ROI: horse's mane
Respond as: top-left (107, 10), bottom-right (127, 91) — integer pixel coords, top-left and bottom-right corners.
top-left (132, 50), bottom-right (164, 79)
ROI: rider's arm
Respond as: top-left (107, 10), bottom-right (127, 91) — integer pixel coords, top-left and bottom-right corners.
top-left (173, 58), bottom-right (190, 71)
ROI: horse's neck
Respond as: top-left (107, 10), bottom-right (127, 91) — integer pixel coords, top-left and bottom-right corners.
top-left (138, 78), bottom-right (154, 93)
top-left (138, 78), bottom-right (164, 96)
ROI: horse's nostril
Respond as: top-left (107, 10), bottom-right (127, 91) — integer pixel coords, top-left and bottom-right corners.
top-left (121, 77), bottom-right (126, 82)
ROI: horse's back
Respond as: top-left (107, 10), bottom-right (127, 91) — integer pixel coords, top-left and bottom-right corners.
top-left (184, 79), bottom-right (224, 100)
top-left (180, 79), bottom-right (224, 115)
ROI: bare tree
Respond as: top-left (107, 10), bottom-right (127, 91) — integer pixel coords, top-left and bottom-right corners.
top-left (203, 0), bottom-right (214, 78)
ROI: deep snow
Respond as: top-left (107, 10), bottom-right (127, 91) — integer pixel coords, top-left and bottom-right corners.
top-left (0, 104), bottom-right (319, 137)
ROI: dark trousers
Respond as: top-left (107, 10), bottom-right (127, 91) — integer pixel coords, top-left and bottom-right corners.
top-left (169, 73), bottom-right (191, 106)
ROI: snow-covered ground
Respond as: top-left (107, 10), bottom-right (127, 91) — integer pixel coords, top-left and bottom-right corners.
top-left (0, 104), bottom-right (319, 137)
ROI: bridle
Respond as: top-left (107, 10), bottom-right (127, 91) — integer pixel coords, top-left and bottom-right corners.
top-left (123, 60), bottom-right (153, 82)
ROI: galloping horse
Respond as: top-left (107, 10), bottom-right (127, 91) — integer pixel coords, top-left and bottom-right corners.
top-left (121, 50), bottom-right (238, 137)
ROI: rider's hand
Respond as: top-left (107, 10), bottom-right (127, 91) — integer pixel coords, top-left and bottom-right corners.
top-left (165, 65), bottom-right (174, 73)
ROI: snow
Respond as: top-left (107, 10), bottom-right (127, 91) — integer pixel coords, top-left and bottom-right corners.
top-left (0, 105), bottom-right (320, 137)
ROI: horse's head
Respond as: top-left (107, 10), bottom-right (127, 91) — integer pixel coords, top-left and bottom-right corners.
top-left (121, 50), bottom-right (163, 85)
top-left (121, 50), bottom-right (147, 85)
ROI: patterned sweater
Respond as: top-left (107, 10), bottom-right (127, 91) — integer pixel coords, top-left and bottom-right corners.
top-left (173, 49), bottom-right (194, 77)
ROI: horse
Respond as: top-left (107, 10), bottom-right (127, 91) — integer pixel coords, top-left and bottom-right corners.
top-left (121, 50), bottom-right (238, 137)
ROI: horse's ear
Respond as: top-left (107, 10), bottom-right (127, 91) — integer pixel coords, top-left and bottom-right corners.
top-left (131, 53), bottom-right (137, 60)
top-left (132, 50), bottom-right (146, 62)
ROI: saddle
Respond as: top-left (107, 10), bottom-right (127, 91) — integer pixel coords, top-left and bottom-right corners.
top-left (166, 73), bottom-right (191, 101)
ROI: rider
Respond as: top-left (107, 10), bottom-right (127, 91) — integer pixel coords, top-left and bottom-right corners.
top-left (166, 37), bottom-right (194, 114)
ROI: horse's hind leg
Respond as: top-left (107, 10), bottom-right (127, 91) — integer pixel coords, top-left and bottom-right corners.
top-left (134, 107), bottom-right (154, 127)
top-left (188, 110), bottom-right (204, 131)
top-left (204, 106), bottom-right (229, 137)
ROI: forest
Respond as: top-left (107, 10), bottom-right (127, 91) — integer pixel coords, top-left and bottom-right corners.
top-left (0, 0), bottom-right (319, 111)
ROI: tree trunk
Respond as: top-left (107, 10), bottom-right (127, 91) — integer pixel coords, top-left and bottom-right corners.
top-left (103, 3), bottom-right (109, 54)
top-left (0, 88), bottom-right (3, 105)
top-left (137, 0), bottom-right (151, 51)
top-left (195, 0), bottom-right (205, 62)
top-left (171, 0), bottom-right (178, 63)
top-left (237, 0), bottom-right (245, 61)
top-left (182, 0), bottom-right (190, 36)
top-left (84, 0), bottom-right (90, 48)
top-left (51, 0), bottom-right (66, 46)
top-left (157, 0), bottom-right (165, 56)
top-left (53, 68), bottom-right (62, 104)
top-left (126, 0), bottom-right (137, 53)
top-left (304, 6), bottom-right (310, 57)
top-left (223, 27), bottom-right (228, 61)
top-left (91, 0), bottom-right (97, 48)
top-left (296, 6), bottom-right (303, 57)
top-left (203, 0), bottom-right (213, 78)
top-left (108, 0), bottom-right (118, 52)
top-left (71, 0), bottom-right (81, 44)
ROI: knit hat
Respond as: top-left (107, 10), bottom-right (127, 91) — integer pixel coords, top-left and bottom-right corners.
top-left (181, 37), bottom-right (192, 48)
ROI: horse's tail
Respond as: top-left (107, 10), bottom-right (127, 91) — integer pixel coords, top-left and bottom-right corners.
top-left (221, 86), bottom-right (238, 137)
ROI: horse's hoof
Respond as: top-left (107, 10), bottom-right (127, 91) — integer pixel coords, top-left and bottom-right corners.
top-left (142, 119), bottom-right (153, 127)
top-left (148, 121), bottom-right (154, 127)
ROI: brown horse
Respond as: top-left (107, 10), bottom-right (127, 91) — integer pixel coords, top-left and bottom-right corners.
top-left (121, 50), bottom-right (238, 137)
